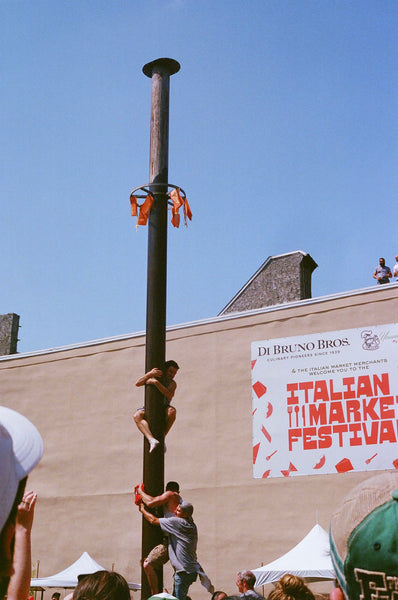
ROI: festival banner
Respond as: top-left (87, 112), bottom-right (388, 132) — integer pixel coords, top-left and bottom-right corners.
top-left (251, 323), bottom-right (398, 478)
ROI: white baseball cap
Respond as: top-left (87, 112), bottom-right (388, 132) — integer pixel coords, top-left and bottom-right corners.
top-left (0, 406), bottom-right (43, 532)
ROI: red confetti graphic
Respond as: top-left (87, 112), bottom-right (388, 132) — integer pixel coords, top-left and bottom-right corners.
top-left (251, 360), bottom-right (257, 370)
top-left (253, 381), bottom-right (267, 398)
top-left (252, 408), bottom-right (257, 416)
top-left (335, 458), bottom-right (354, 473)
top-left (313, 455), bottom-right (326, 470)
top-left (365, 453), bottom-right (378, 465)
top-left (262, 470), bottom-right (271, 478)
top-left (281, 462), bottom-right (298, 477)
top-left (253, 442), bottom-right (260, 464)
top-left (265, 402), bottom-right (273, 418)
top-left (261, 425), bottom-right (271, 443)
top-left (393, 459), bottom-right (398, 470)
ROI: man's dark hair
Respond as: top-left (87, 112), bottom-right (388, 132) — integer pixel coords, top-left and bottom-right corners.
top-left (73, 570), bottom-right (130, 600)
top-left (164, 360), bottom-right (179, 371)
top-left (212, 591), bottom-right (227, 600)
top-left (165, 481), bottom-right (180, 493)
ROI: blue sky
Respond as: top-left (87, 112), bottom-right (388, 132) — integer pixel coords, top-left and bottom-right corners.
top-left (1, 1), bottom-right (397, 354)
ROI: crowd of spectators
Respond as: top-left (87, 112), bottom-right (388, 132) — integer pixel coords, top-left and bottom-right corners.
top-left (1, 405), bottom-right (397, 600)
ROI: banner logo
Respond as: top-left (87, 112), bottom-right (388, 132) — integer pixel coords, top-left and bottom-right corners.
top-left (361, 330), bottom-right (380, 351)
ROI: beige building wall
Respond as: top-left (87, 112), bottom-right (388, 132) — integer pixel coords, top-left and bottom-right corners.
top-left (0, 285), bottom-right (396, 598)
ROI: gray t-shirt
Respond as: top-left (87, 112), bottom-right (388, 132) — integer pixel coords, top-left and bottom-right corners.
top-left (374, 265), bottom-right (391, 283)
top-left (159, 516), bottom-right (198, 573)
top-left (241, 591), bottom-right (264, 600)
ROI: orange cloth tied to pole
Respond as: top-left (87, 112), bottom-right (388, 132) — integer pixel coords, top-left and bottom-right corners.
top-left (130, 189), bottom-right (191, 228)
top-left (130, 194), bottom-right (138, 217)
top-left (171, 212), bottom-right (180, 228)
top-left (170, 188), bottom-right (184, 228)
top-left (170, 188), bottom-right (184, 210)
top-left (183, 198), bottom-right (192, 223)
top-left (137, 194), bottom-right (153, 226)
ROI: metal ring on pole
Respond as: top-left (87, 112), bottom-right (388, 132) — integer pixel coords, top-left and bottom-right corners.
top-left (130, 183), bottom-right (187, 206)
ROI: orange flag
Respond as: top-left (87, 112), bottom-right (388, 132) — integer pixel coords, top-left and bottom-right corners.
top-left (183, 198), bottom-right (192, 222)
top-left (130, 194), bottom-right (138, 217)
top-left (137, 195), bottom-right (153, 226)
top-left (170, 188), bottom-right (185, 227)
top-left (171, 212), bottom-right (180, 228)
top-left (170, 188), bottom-right (184, 210)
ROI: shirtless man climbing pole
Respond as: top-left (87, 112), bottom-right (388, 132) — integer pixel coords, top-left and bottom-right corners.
top-left (134, 360), bottom-right (179, 453)
top-left (137, 481), bottom-right (182, 595)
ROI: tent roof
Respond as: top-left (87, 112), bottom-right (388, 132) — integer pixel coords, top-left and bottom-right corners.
top-left (252, 524), bottom-right (335, 586)
top-left (30, 551), bottom-right (141, 590)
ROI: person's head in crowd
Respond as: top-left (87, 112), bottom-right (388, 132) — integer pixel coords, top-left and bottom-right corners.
top-left (330, 472), bottom-right (398, 600)
top-left (165, 481), bottom-right (180, 493)
top-left (176, 501), bottom-right (194, 519)
top-left (267, 575), bottom-right (315, 600)
top-left (0, 407), bottom-right (43, 599)
top-left (51, 593), bottom-right (61, 600)
top-left (236, 571), bottom-right (257, 593)
top-left (212, 591), bottom-right (227, 600)
top-left (73, 570), bottom-right (130, 600)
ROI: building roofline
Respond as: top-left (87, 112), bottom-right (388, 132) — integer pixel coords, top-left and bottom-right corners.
top-left (0, 283), bottom-right (396, 362)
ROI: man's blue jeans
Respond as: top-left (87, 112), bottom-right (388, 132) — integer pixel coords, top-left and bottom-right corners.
top-left (173, 570), bottom-right (197, 600)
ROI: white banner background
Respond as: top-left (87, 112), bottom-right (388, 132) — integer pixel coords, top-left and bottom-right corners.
top-left (252, 323), bottom-right (398, 478)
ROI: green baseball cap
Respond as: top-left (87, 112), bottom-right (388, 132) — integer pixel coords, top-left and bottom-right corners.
top-left (330, 472), bottom-right (398, 600)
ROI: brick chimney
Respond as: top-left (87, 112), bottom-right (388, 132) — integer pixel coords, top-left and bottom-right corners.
top-left (219, 251), bottom-right (318, 315)
top-left (0, 313), bottom-right (20, 355)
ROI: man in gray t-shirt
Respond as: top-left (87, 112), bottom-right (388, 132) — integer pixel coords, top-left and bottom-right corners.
top-left (373, 257), bottom-right (392, 284)
top-left (139, 501), bottom-right (199, 600)
top-left (159, 509), bottom-right (198, 573)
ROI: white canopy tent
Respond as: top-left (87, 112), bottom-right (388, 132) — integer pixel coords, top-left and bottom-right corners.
top-left (31, 551), bottom-right (141, 591)
top-left (251, 524), bottom-right (336, 586)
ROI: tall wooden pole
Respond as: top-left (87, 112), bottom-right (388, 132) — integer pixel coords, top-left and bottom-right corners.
top-left (141, 57), bottom-right (180, 600)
